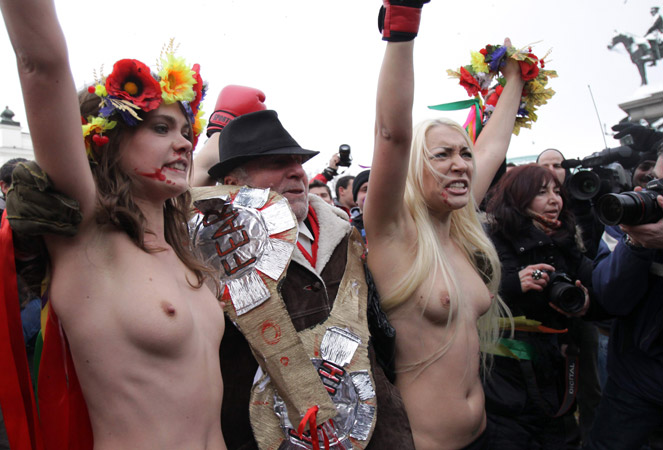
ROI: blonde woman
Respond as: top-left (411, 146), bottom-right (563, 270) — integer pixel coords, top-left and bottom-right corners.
top-left (366, 3), bottom-right (524, 449)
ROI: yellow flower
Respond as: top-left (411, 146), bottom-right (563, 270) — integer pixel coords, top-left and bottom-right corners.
top-left (193, 109), bottom-right (206, 137)
top-left (95, 84), bottom-right (107, 97)
top-left (82, 116), bottom-right (116, 138)
top-left (470, 51), bottom-right (489, 73)
top-left (158, 53), bottom-right (196, 104)
top-left (82, 117), bottom-right (116, 158)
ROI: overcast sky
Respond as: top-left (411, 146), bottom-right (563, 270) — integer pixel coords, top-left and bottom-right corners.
top-left (0, 0), bottom-right (657, 178)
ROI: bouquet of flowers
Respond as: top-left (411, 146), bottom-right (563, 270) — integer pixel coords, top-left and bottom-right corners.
top-left (439, 43), bottom-right (557, 138)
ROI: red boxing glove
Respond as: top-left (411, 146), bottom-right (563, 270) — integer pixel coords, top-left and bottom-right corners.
top-left (206, 85), bottom-right (267, 137)
top-left (378, 0), bottom-right (430, 42)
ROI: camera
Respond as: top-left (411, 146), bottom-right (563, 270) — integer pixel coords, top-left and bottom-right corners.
top-left (546, 272), bottom-right (586, 315)
top-left (338, 144), bottom-right (352, 167)
top-left (563, 146), bottom-right (637, 201)
top-left (597, 178), bottom-right (663, 226)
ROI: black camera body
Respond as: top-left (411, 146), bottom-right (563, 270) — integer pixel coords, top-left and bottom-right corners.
top-left (338, 144), bottom-right (352, 167)
top-left (563, 146), bottom-right (636, 201)
top-left (545, 271), bottom-right (586, 315)
top-left (597, 178), bottom-right (663, 226)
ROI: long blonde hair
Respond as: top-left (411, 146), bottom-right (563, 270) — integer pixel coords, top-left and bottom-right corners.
top-left (381, 118), bottom-right (511, 375)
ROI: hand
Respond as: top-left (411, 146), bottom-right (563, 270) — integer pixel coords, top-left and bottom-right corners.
top-left (518, 263), bottom-right (556, 293)
top-left (548, 280), bottom-right (590, 318)
top-left (378, 0), bottom-right (430, 42)
top-left (612, 122), bottom-right (663, 154)
top-left (329, 154), bottom-right (341, 170)
top-left (621, 195), bottom-right (663, 248)
top-left (500, 38), bottom-right (521, 80)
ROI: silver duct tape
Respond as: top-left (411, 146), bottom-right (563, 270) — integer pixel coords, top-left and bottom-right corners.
top-left (339, 438), bottom-right (353, 449)
top-left (273, 359), bottom-right (362, 447)
top-left (234, 186), bottom-right (269, 209)
top-left (261, 198), bottom-right (297, 236)
top-left (320, 327), bottom-right (361, 367)
top-left (256, 238), bottom-right (295, 280)
top-left (272, 394), bottom-right (295, 431)
top-left (349, 403), bottom-right (375, 442)
top-left (228, 270), bottom-right (270, 315)
top-left (350, 372), bottom-right (375, 401)
top-left (279, 413), bottom-right (350, 450)
top-left (351, 281), bottom-right (360, 297)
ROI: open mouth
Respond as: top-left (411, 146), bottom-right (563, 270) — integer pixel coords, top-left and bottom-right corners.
top-left (163, 160), bottom-right (188, 172)
top-left (445, 180), bottom-right (469, 194)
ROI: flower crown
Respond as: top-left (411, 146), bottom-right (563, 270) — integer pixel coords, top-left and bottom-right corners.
top-left (430, 43), bottom-right (557, 141)
top-left (81, 41), bottom-right (208, 159)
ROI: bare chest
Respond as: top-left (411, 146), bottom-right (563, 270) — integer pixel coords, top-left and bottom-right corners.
top-left (50, 238), bottom-right (225, 358)
top-left (415, 259), bottom-right (492, 326)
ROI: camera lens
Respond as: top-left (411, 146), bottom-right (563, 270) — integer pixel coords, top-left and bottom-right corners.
top-left (550, 284), bottom-right (585, 314)
top-left (568, 171), bottom-right (601, 200)
top-left (598, 191), bottom-right (661, 226)
top-left (597, 193), bottom-right (630, 226)
top-left (548, 278), bottom-right (585, 314)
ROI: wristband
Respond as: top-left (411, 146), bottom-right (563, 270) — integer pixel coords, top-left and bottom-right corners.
top-left (322, 167), bottom-right (338, 181)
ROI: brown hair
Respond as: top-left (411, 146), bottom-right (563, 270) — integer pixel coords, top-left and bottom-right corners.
top-left (486, 164), bottom-right (576, 241)
top-left (79, 90), bottom-right (218, 294)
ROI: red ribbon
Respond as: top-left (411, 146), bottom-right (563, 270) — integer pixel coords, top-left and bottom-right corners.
top-left (298, 405), bottom-right (329, 450)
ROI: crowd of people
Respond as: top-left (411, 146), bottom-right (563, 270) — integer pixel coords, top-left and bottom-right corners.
top-left (3, 1), bottom-right (663, 450)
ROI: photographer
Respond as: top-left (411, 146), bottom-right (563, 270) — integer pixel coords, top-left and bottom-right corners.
top-left (485, 164), bottom-right (595, 449)
top-left (311, 145), bottom-right (355, 214)
top-left (585, 130), bottom-right (663, 450)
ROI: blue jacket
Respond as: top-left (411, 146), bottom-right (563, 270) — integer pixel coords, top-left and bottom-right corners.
top-left (593, 225), bottom-right (663, 404)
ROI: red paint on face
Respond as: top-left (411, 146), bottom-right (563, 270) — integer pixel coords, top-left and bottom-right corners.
top-left (137, 167), bottom-right (167, 182)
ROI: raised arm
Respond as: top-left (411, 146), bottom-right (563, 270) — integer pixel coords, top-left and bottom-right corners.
top-left (0, 0), bottom-right (96, 216)
top-left (472, 40), bottom-right (525, 204)
top-left (192, 134), bottom-right (220, 187)
top-left (366, 39), bottom-right (415, 236)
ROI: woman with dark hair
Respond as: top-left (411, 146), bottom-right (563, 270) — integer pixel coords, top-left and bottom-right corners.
top-left (484, 163), bottom-right (594, 449)
top-left (0, 0), bottom-right (226, 448)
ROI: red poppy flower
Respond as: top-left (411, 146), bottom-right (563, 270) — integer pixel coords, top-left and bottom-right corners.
top-left (105, 59), bottom-right (162, 112)
top-left (518, 54), bottom-right (540, 81)
top-left (485, 85), bottom-right (504, 107)
top-left (459, 67), bottom-right (481, 97)
top-left (190, 63), bottom-right (204, 113)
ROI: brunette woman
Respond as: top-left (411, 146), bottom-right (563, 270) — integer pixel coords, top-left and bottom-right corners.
top-left (0, 0), bottom-right (227, 448)
top-left (484, 164), bottom-right (593, 449)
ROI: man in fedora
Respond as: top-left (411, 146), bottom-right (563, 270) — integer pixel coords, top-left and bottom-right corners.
top-left (193, 108), bottom-right (415, 449)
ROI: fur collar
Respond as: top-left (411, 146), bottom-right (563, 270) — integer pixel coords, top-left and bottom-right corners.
top-left (291, 194), bottom-right (350, 275)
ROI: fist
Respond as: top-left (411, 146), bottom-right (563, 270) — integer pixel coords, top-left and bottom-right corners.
top-left (206, 85), bottom-right (267, 137)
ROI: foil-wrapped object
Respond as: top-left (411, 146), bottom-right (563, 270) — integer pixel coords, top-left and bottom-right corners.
top-left (234, 186), bottom-right (270, 209)
top-left (262, 198), bottom-right (298, 236)
top-left (228, 270), bottom-right (271, 315)
top-left (349, 403), bottom-right (376, 442)
top-left (191, 187), bottom-right (297, 316)
top-left (320, 327), bottom-right (361, 367)
top-left (256, 238), bottom-right (295, 281)
top-left (273, 358), bottom-right (378, 450)
top-left (350, 371), bottom-right (376, 402)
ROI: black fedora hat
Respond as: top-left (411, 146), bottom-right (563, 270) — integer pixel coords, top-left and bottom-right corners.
top-left (207, 110), bottom-right (319, 180)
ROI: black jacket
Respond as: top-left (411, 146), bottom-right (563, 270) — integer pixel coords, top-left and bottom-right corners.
top-left (490, 223), bottom-right (595, 329)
